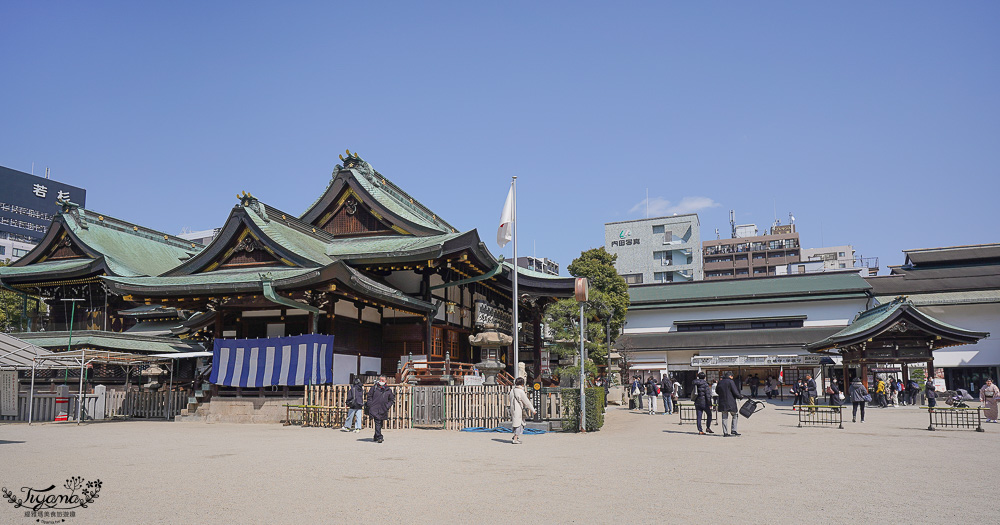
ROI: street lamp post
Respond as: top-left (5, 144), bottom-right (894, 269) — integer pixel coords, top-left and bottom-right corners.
top-left (62, 298), bottom-right (86, 424)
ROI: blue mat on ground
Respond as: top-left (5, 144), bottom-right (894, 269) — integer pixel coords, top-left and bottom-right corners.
top-left (460, 426), bottom-right (547, 434)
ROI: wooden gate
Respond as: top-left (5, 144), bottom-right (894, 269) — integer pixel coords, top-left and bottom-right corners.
top-left (412, 386), bottom-right (445, 427)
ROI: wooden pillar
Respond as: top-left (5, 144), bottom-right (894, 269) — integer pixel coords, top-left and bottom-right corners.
top-left (532, 307), bottom-right (542, 381)
top-left (307, 312), bottom-right (315, 334)
top-left (860, 363), bottom-right (868, 388)
top-left (214, 309), bottom-right (223, 339)
top-left (901, 363), bottom-right (909, 384)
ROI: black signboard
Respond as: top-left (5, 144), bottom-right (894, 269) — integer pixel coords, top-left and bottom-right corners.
top-left (0, 166), bottom-right (87, 244)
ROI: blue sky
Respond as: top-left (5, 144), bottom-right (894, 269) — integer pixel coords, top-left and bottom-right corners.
top-left (2, 3), bottom-right (998, 274)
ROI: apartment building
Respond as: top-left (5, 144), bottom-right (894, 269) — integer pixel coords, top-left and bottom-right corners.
top-left (605, 214), bottom-right (703, 285)
top-left (702, 224), bottom-right (800, 280)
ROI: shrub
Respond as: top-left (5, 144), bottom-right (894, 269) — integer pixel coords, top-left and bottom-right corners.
top-left (561, 387), bottom-right (605, 432)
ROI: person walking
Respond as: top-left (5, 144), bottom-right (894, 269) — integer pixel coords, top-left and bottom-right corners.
top-left (849, 377), bottom-right (869, 423)
top-left (748, 374), bottom-right (760, 399)
top-left (365, 375), bottom-right (395, 443)
top-left (660, 374), bottom-right (674, 415)
top-left (791, 379), bottom-right (803, 410)
top-left (805, 374), bottom-right (818, 412)
top-left (710, 379), bottom-right (719, 408)
top-left (340, 377), bottom-right (365, 433)
top-left (717, 371), bottom-right (744, 437)
top-left (509, 377), bottom-right (537, 444)
top-left (979, 378), bottom-right (999, 422)
top-left (645, 376), bottom-right (659, 415)
top-left (691, 372), bottom-right (714, 435)
top-left (765, 376), bottom-right (774, 400)
top-left (924, 375), bottom-right (937, 408)
top-left (827, 378), bottom-right (842, 406)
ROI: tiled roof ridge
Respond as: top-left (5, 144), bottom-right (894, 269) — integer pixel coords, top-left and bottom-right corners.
top-left (257, 202), bottom-right (337, 243)
top-left (367, 167), bottom-right (457, 233)
top-left (71, 207), bottom-right (203, 251)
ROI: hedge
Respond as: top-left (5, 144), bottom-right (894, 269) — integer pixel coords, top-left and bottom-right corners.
top-left (561, 387), bottom-right (606, 432)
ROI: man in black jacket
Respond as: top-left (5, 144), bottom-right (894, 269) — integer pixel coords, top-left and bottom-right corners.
top-left (748, 374), bottom-right (760, 399)
top-left (365, 376), bottom-right (396, 443)
top-left (717, 371), bottom-right (744, 437)
top-left (660, 374), bottom-right (674, 415)
top-left (691, 372), bottom-right (714, 435)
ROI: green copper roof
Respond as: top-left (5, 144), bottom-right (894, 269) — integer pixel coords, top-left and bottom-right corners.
top-left (502, 261), bottom-right (567, 280)
top-left (325, 232), bottom-right (463, 258)
top-left (0, 259), bottom-right (93, 278)
top-left (629, 272), bottom-right (872, 307)
top-left (300, 157), bottom-right (456, 235)
top-left (249, 203), bottom-right (336, 265)
top-left (15, 330), bottom-right (204, 353)
top-left (105, 267), bottom-right (314, 288)
top-left (805, 297), bottom-right (990, 351)
top-left (63, 208), bottom-right (202, 276)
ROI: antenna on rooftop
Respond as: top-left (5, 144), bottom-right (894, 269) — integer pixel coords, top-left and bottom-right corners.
top-left (45, 167), bottom-right (50, 179)
top-left (715, 228), bottom-right (720, 240)
top-left (729, 210), bottom-right (736, 239)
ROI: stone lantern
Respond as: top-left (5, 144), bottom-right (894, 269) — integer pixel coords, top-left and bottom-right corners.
top-left (141, 364), bottom-right (167, 392)
top-left (469, 331), bottom-right (513, 385)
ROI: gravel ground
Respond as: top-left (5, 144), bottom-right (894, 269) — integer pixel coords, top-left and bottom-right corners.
top-left (1, 400), bottom-right (995, 524)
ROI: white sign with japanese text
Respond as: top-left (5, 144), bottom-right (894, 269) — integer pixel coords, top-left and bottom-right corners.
top-left (0, 371), bottom-right (17, 416)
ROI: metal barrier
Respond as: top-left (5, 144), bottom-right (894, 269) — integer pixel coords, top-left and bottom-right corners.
top-left (795, 405), bottom-right (843, 429)
top-left (677, 403), bottom-right (718, 425)
top-left (926, 406), bottom-right (984, 432)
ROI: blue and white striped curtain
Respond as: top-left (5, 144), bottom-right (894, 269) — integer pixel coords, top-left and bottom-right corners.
top-left (210, 334), bottom-right (334, 387)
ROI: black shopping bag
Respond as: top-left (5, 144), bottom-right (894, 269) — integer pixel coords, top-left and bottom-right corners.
top-left (739, 399), bottom-right (764, 418)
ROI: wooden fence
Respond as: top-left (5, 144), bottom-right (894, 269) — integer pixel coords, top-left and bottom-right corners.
top-left (303, 384), bottom-right (412, 430)
top-left (301, 384), bottom-right (568, 430)
top-left (106, 390), bottom-right (188, 419)
top-left (0, 392), bottom-right (102, 422)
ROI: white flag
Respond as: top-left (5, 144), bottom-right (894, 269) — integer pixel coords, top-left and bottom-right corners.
top-left (497, 184), bottom-right (514, 247)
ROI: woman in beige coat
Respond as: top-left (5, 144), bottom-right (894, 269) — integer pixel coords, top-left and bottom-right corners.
top-left (510, 377), bottom-right (536, 444)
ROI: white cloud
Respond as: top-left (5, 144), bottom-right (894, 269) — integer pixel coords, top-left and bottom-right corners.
top-left (628, 196), bottom-right (720, 217)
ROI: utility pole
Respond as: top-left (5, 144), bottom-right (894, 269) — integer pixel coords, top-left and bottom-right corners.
top-left (62, 298), bottom-right (85, 424)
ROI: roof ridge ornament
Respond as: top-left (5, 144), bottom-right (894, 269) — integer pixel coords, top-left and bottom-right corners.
top-left (237, 191), bottom-right (269, 222)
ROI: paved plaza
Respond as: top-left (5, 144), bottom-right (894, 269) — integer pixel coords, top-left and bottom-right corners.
top-left (1, 400), bottom-right (996, 524)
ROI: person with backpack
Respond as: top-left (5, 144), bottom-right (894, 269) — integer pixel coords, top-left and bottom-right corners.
top-left (645, 376), bottom-right (659, 415)
top-left (660, 374), bottom-right (674, 415)
top-left (340, 377), bottom-right (365, 433)
top-left (849, 376), bottom-right (870, 423)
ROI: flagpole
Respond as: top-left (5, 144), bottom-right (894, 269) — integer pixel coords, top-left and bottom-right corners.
top-left (511, 176), bottom-right (519, 378)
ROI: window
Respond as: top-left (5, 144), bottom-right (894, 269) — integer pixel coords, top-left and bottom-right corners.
top-left (0, 246), bottom-right (5, 255)
top-left (676, 322), bottom-right (726, 332)
top-left (838, 252), bottom-right (846, 257)
top-left (839, 263), bottom-right (847, 268)
top-left (622, 273), bottom-right (643, 285)
top-left (797, 265), bottom-right (806, 274)
top-left (12, 248), bottom-right (29, 257)
top-left (653, 272), bottom-right (672, 283)
top-left (652, 225), bottom-right (664, 234)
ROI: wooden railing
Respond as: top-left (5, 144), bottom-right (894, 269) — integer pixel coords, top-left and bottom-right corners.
top-left (399, 359), bottom-right (480, 384)
top-left (443, 385), bottom-right (508, 430)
